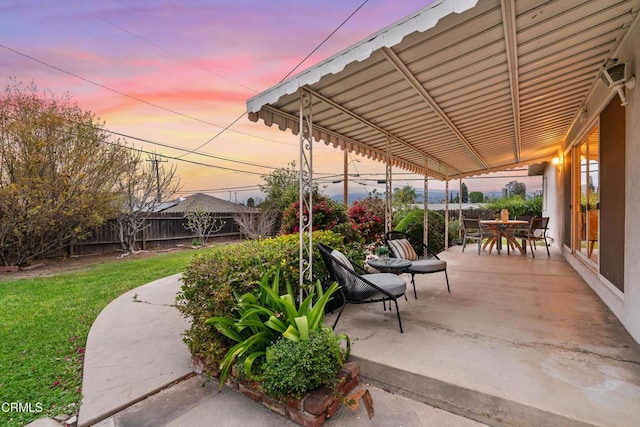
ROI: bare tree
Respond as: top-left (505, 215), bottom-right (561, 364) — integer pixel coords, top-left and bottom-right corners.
top-left (115, 152), bottom-right (181, 254)
top-left (232, 203), bottom-right (275, 240)
top-left (184, 204), bottom-right (226, 246)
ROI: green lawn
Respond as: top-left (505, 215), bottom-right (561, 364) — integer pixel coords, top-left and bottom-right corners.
top-left (0, 249), bottom-right (205, 427)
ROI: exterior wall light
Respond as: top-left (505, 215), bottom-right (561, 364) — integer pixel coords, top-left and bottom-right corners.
top-left (601, 59), bottom-right (636, 106)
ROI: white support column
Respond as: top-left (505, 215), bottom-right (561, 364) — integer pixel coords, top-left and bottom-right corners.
top-left (385, 136), bottom-right (393, 234)
top-left (459, 177), bottom-right (463, 240)
top-left (444, 176), bottom-right (449, 250)
top-left (299, 91), bottom-right (313, 301)
top-left (423, 157), bottom-right (429, 247)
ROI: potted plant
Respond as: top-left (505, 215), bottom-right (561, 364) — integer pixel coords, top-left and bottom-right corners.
top-left (375, 245), bottom-right (391, 259)
top-left (203, 267), bottom-right (359, 425)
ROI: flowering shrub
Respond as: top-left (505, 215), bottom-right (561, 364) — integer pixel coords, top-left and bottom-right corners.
top-left (280, 194), bottom-right (348, 235)
top-left (348, 195), bottom-right (385, 244)
top-left (177, 230), bottom-right (357, 364)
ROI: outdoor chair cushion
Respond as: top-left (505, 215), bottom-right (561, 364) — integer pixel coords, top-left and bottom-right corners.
top-left (331, 249), bottom-right (353, 270)
top-left (387, 239), bottom-right (418, 261)
top-left (408, 258), bottom-right (447, 273)
top-left (331, 249), bottom-right (356, 288)
top-left (360, 273), bottom-right (407, 299)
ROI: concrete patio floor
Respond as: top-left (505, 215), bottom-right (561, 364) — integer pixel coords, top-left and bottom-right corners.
top-left (71, 244), bottom-right (640, 427)
top-left (326, 245), bottom-right (640, 426)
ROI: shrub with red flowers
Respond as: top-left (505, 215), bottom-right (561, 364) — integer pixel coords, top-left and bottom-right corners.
top-left (348, 194), bottom-right (385, 244)
top-left (280, 194), bottom-right (349, 235)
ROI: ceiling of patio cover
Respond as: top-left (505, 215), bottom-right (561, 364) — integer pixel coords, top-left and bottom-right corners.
top-left (247, 0), bottom-right (640, 180)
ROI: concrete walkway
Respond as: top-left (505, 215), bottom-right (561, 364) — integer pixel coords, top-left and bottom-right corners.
top-left (77, 274), bottom-right (193, 426)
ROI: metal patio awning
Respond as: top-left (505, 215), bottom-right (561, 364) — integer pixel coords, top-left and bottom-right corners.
top-left (247, 0), bottom-right (640, 180)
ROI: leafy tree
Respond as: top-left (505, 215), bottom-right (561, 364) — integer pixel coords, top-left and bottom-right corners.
top-left (393, 185), bottom-right (417, 206)
top-left (114, 152), bottom-right (181, 254)
top-left (0, 80), bottom-right (131, 266)
top-left (461, 183), bottom-right (469, 203)
top-left (504, 180), bottom-right (526, 198)
top-left (469, 191), bottom-right (485, 203)
top-left (259, 161), bottom-right (305, 234)
top-left (392, 185), bottom-right (417, 223)
top-left (246, 197), bottom-right (255, 207)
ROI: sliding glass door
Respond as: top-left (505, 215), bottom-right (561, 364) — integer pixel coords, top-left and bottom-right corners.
top-left (576, 127), bottom-right (599, 265)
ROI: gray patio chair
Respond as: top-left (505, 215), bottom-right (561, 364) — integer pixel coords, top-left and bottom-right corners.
top-left (317, 242), bottom-right (407, 333)
top-left (509, 215), bottom-right (532, 251)
top-left (383, 230), bottom-right (449, 299)
top-left (511, 217), bottom-right (550, 257)
top-left (461, 217), bottom-right (485, 255)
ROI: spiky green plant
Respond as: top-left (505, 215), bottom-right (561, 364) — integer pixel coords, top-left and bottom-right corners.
top-left (205, 266), bottom-right (350, 387)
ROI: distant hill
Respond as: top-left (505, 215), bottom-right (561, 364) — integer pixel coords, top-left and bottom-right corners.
top-left (331, 189), bottom-right (515, 205)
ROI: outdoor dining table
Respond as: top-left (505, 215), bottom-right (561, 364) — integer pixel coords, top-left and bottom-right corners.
top-left (479, 220), bottom-right (529, 254)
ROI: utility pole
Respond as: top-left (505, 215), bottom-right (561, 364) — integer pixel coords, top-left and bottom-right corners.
top-left (147, 157), bottom-right (167, 202)
top-left (343, 150), bottom-right (348, 207)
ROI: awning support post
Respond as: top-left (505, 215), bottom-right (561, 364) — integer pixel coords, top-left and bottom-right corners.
top-left (459, 177), bottom-right (463, 240)
top-left (445, 175), bottom-right (449, 250)
top-left (385, 136), bottom-right (393, 234)
top-left (423, 158), bottom-right (429, 247)
top-left (299, 90), bottom-right (313, 302)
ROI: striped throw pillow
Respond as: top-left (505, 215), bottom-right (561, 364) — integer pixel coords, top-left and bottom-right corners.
top-left (387, 239), bottom-right (418, 261)
top-left (331, 249), bottom-right (355, 290)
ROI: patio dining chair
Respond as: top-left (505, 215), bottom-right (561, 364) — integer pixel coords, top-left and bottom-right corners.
top-left (383, 230), bottom-right (450, 299)
top-left (317, 242), bottom-right (407, 333)
top-left (511, 217), bottom-right (550, 257)
top-left (461, 217), bottom-right (486, 255)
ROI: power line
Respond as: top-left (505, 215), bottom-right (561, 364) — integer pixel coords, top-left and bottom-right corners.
top-left (0, 99), bottom-right (278, 175)
top-left (101, 138), bottom-right (265, 176)
top-left (0, 98), bottom-right (266, 176)
top-left (66, 0), bottom-right (259, 94)
top-left (0, 43), bottom-right (292, 148)
top-left (106, 129), bottom-right (279, 171)
top-left (280, 0), bottom-right (370, 82)
top-left (2, 2), bottom-right (371, 164)
top-left (176, 0), bottom-right (371, 157)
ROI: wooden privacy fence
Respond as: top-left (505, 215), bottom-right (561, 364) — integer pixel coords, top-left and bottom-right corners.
top-left (69, 211), bottom-right (245, 256)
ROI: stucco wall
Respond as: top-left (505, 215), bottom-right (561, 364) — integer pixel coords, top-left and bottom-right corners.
top-left (542, 165), bottom-right (562, 250)
top-left (557, 18), bottom-right (640, 344)
top-left (622, 20), bottom-right (640, 343)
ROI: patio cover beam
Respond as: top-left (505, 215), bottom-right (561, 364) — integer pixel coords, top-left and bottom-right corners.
top-left (306, 87), bottom-right (460, 178)
top-left (380, 47), bottom-right (490, 171)
top-left (500, 0), bottom-right (522, 164)
top-left (254, 103), bottom-right (448, 180)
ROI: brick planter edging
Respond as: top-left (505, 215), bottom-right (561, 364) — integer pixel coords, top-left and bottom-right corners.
top-left (192, 358), bottom-right (361, 427)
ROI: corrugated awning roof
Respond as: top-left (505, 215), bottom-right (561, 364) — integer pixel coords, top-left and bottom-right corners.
top-left (247, 0), bottom-right (640, 180)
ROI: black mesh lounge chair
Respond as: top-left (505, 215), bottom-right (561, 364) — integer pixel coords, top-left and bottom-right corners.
top-left (384, 230), bottom-right (450, 298)
top-left (317, 242), bottom-right (407, 333)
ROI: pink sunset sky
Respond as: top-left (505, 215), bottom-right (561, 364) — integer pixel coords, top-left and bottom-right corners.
top-left (1, 0), bottom-right (541, 203)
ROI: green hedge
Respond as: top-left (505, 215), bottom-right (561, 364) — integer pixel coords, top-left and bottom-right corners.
top-left (395, 209), bottom-right (446, 254)
top-left (176, 230), bottom-right (356, 364)
top-left (486, 196), bottom-right (543, 218)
